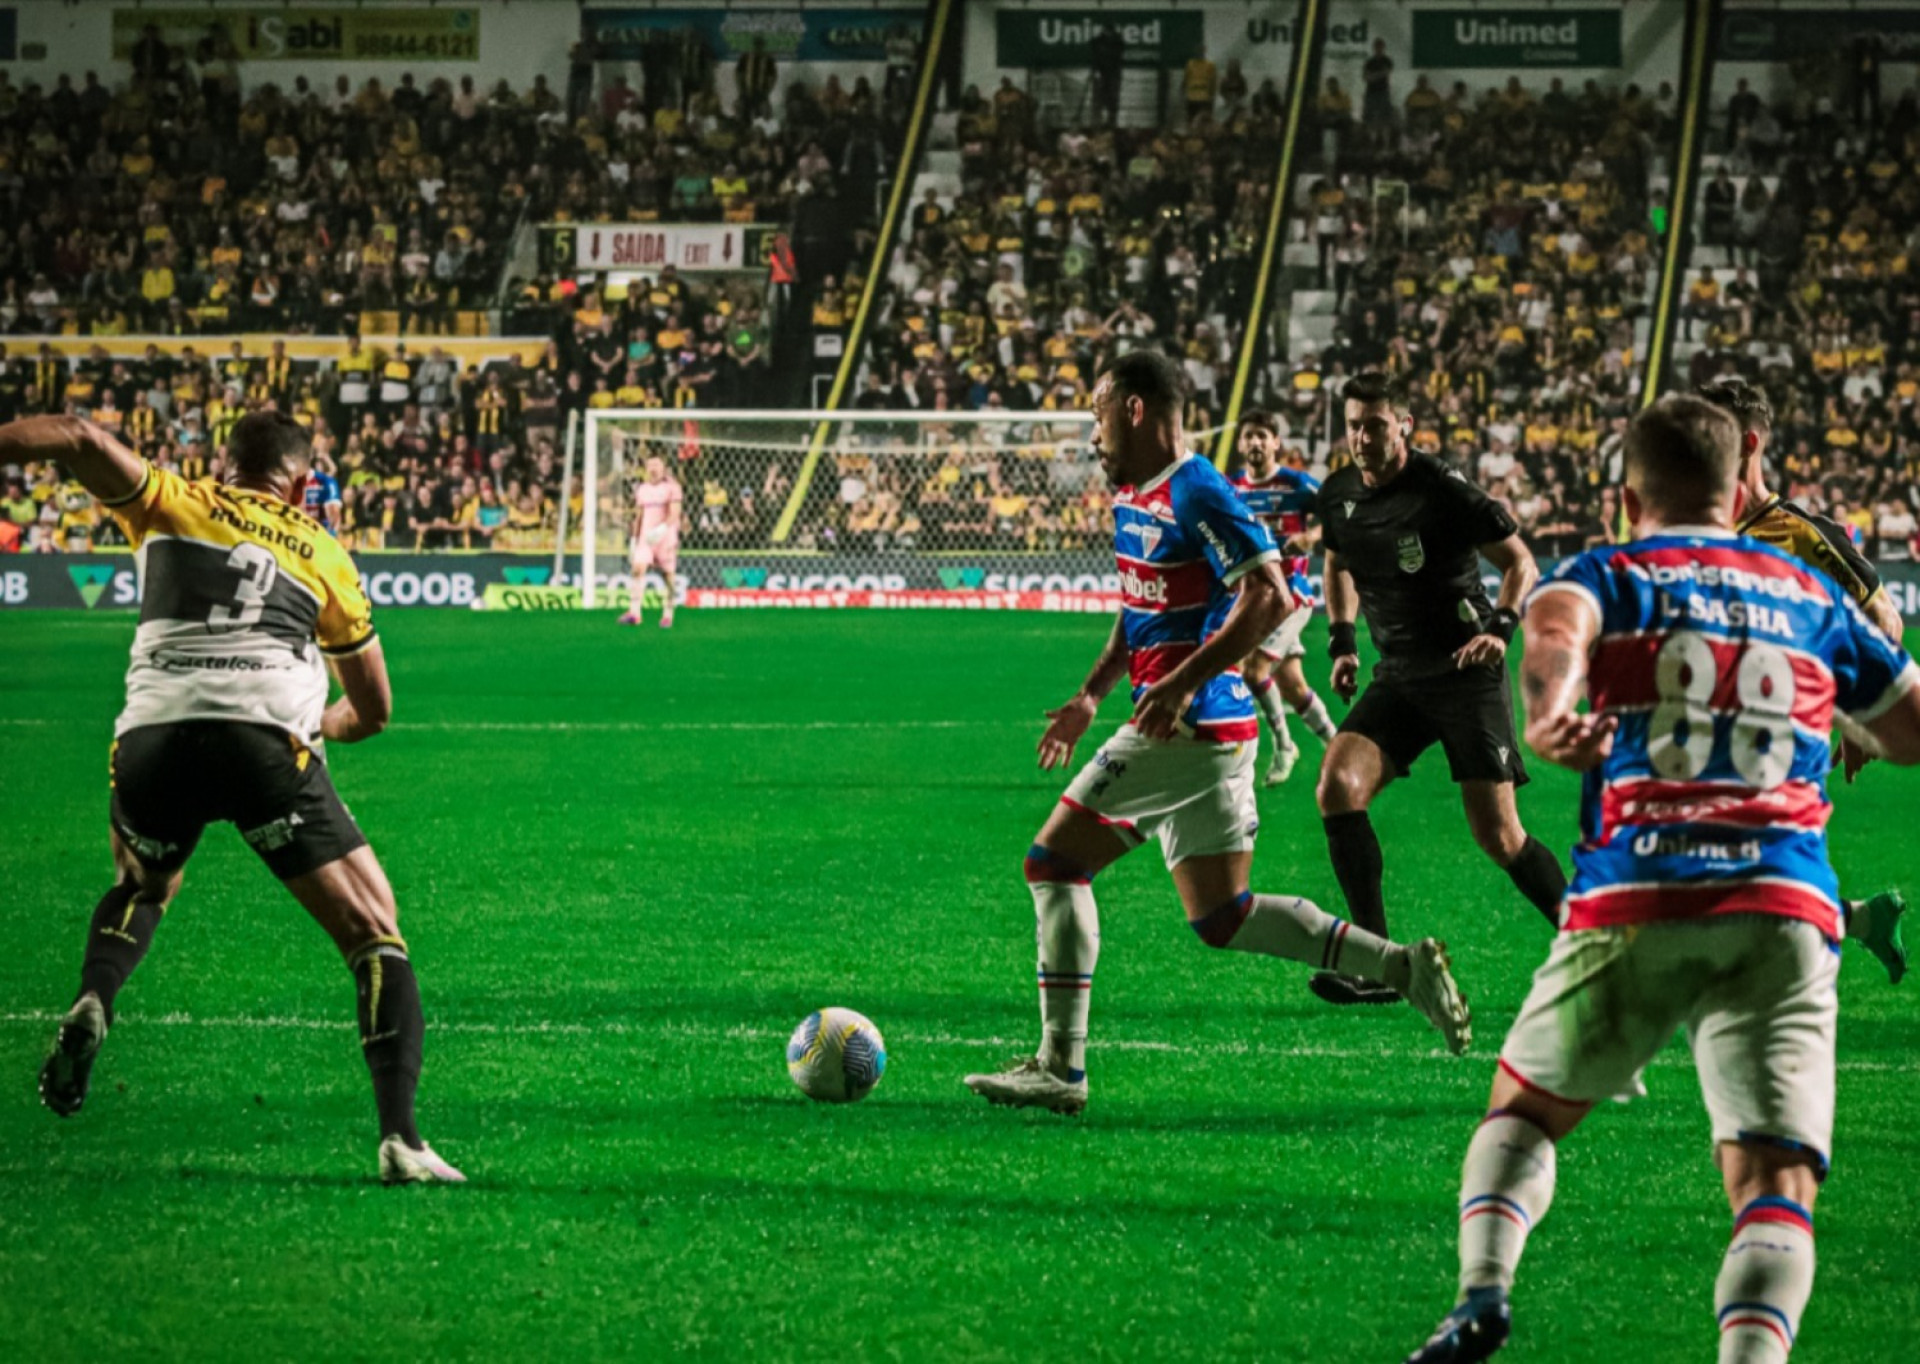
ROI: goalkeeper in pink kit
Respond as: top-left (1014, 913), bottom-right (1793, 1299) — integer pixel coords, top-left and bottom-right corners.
top-left (621, 456), bottom-right (683, 628)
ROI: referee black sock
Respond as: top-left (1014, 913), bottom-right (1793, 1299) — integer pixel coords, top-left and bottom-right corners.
top-left (1503, 837), bottom-right (1568, 927)
top-left (1322, 811), bottom-right (1389, 941)
top-left (350, 939), bottom-right (425, 1149)
top-left (78, 880), bottom-right (163, 1026)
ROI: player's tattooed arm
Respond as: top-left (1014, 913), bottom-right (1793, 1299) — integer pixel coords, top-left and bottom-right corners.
top-left (0, 415), bottom-right (145, 504)
top-left (1039, 617), bottom-right (1130, 769)
top-left (1519, 589), bottom-right (1614, 770)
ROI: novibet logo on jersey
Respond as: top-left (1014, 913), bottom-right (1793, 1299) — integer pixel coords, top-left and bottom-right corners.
top-left (68, 564), bottom-right (114, 608)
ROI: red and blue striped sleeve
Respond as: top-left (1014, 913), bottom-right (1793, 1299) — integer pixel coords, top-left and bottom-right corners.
top-left (1528, 546), bottom-right (1609, 628)
top-left (1830, 592), bottom-right (1919, 720)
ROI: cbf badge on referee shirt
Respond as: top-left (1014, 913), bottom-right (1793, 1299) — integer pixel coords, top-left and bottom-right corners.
top-left (1396, 533), bottom-right (1425, 573)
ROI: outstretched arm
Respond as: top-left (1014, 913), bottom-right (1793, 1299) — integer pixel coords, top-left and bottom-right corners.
top-left (1038, 615), bottom-right (1131, 770)
top-left (0, 416), bottom-right (145, 504)
top-left (1520, 588), bottom-right (1613, 770)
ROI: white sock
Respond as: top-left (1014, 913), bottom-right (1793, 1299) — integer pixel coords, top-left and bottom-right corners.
top-left (1196, 893), bottom-right (1409, 987)
top-left (1842, 899), bottom-right (1866, 942)
top-left (1292, 691), bottom-right (1338, 743)
top-left (1027, 852), bottom-right (1099, 1081)
top-left (1251, 678), bottom-right (1295, 752)
top-left (1457, 1112), bottom-right (1557, 1297)
top-left (1717, 1198), bottom-right (1816, 1363)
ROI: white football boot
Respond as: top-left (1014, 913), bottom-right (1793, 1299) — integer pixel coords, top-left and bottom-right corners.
top-left (379, 1135), bottom-right (467, 1185)
top-left (1264, 737), bottom-right (1300, 786)
top-left (963, 1057), bottom-right (1088, 1115)
top-left (1403, 939), bottom-right (1473, 1057)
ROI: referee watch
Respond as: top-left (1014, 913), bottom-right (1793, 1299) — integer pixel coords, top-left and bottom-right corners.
top-left (1484, 607), bottom-right (1520, 643)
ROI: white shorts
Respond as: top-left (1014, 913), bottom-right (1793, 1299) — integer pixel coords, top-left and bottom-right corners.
top-left (629, 534), bottom-right (679, 572)
top-left (1256, 608), bottom-right (1310, 662)
top-left (1059, 723), bottom-right (1258, 869)
top-left (1499, 916), bottom-right (1839, 1172)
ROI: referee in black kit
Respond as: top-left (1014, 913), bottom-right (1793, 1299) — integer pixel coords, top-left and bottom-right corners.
top-left (1308, 371), bottom-right (1567, 1004)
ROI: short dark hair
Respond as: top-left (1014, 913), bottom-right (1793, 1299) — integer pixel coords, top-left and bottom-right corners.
top-left (1240, 408), bottom-right (1280, 436)
top-left (1626, 394), bottom-right (1740, 512)
top-left (1343, 369), bottom-right (1406, 412)
top-left (227, 410), bottom-right (313, 483)
top-left (1694, 375), bottom-right (1773, 433)
top-left (1100, 347), bottom-right (1189, 414)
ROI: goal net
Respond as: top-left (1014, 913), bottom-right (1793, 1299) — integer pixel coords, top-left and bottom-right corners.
top-left (564, 409), bottom-right (1221, 609)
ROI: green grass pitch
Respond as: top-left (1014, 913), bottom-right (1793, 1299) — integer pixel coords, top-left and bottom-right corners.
top-left (1, 609), bottom-right (1916, 1361)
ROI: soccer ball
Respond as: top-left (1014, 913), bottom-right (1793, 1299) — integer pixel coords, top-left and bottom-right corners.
top-left (786, 1007), bottom-right (887, 1103)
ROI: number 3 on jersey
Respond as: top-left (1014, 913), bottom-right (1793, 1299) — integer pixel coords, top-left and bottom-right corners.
top-left (208, 541), bottom-right (280, 629)
top-left (1649, 630), bottom-right (1796, 789)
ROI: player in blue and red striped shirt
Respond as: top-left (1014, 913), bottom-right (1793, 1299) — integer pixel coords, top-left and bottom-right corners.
top-left (1231, 409), bottom-right (1338, 786)
top-left (963, 351), bottom-right (1470, 1117)
top-left (1406, 395), bottom-right (1920, 1364)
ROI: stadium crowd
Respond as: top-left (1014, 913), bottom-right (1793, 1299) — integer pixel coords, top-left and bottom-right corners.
top-left (1682, 65), bottom-right (1920, 560)
top-left (0, 21), bottom-right (919, 555)
top-left (5, 32), bottom-right (1920, 566)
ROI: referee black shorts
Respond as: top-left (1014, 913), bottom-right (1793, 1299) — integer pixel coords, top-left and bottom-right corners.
top-left (109, 722), bottom-right (368, 881)
top-left (1340, 663), bottom-right (1528, 787)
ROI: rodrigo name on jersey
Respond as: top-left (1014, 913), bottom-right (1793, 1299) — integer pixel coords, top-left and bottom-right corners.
top-left (1233, 466), bottom-right (1319, 585)
top-left (1112, 456), bottom-right (1280, 742)
top-left (106, 464), bottom-right (376, 745)
top-left (1533, 528), bottom-right (1917, 939)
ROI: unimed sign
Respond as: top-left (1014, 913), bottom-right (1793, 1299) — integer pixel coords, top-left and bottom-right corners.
top-left (994, 10), bottom-right (1204, 70)
top-left (1411, 8), bottom-right (1622, 68)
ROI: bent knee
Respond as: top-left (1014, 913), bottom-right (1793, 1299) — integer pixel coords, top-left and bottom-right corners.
top-left (1188, 891), bottom-right (1252, 948)
top-left (1316, 767), bottom-right (1371, 814)
top-left (1024, 843), bottom-right (1092, 886)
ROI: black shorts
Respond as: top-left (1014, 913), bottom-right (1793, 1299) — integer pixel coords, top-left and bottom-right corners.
top-left (1340, 664), bottom-right (1528, 786)
top-left (110, 722), bottom-right (368, 881)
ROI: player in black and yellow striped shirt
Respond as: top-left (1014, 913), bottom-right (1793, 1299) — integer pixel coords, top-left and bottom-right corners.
top-left (9, 411), bottom-right (463, 1183)
top-left (1697, 377), bottom-right (1910, 983)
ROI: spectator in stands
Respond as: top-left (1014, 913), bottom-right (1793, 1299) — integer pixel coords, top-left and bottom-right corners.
top-left (1361, 39), bottom-right (1396, 129)
top-left (1184, 45), bottom-right (1217, 126)
top-left (738, 38), bottom-right (778, 121)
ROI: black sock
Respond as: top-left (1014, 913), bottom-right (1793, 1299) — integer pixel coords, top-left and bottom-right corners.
top-left (1322, 811), bottom-right (1388, 942)
top-left (1503, 836), bottom-right (1568, 926)
top-left (351, 941), bottom-right (425, 1148)
top-left (78, 881), bottom-right (163, 1025)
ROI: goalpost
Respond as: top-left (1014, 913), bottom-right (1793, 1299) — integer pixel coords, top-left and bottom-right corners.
top-left (569, 407), bottom-right (1210, 609)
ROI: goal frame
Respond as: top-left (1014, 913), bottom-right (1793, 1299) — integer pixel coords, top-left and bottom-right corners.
top-left (575, 407), bottom-right (1099, 607)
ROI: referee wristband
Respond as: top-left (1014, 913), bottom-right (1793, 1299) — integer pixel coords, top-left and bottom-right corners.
top-left (1329, 622), bottom-right (1358, 659)
top-left (1485, 608), bottom-right (1520, 643)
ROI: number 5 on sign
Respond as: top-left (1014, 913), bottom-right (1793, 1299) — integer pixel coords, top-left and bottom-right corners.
top-left (1649, 631), bottom-right (1796, 789)
top-left (208, 542), bottom-right (279, 629)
